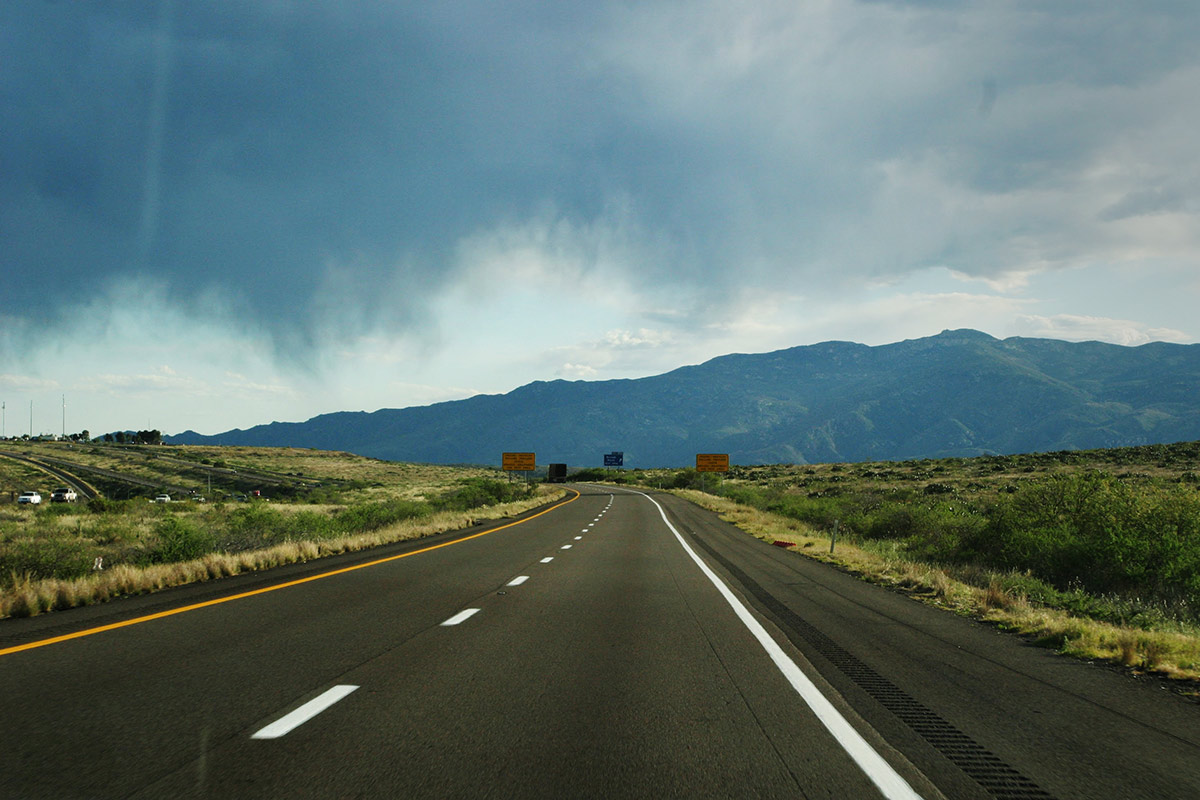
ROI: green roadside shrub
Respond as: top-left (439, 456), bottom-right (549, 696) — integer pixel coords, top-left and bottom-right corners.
top-left (333, 499), bottom-right (430, 532)
top-left (225, 504), bottom-right (287, 541)
top-left (87, 497), bottom-right (129, 515)
top-left (286, 510), bottom-right (337, 540)
top-left (964, 472), bottom-right (1200, 600)
top-left (150, 516), bottom-right (214, 564)
top-left (671, 469), bottom-right (704, 490)
top-left (0, 534), bottom-right (95, 581)
top-left (569, 468), bottom-right (632, 484)
top-left (701, 468), bottom-right (1196, 616)
top-left (433, 478), bottom-right (532, 512)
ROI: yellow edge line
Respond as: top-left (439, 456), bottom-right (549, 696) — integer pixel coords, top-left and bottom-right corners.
top-left (0, 488), bottom-right (581, 658)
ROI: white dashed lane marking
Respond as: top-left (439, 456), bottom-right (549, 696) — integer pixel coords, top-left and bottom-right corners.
top-left (441, 608), bottom-right (481, 626)
top-left (540, 557), bottom-right (554, 563)
top-left (251, 685), bottom-right (359, 740)
top-left (506, 576), bottom-right (529, 586)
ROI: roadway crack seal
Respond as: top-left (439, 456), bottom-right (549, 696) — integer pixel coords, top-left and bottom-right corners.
top-left (687, 530), bottom-right (1055, 800)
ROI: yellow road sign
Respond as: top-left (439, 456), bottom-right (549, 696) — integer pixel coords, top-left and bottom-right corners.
top-left (696, 453), bottom-right (729, 472)
top-left (502, 452), bottom-right (536, 471)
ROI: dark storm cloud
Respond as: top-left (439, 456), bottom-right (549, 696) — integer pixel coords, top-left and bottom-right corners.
top-left (2, 1), bottom-right (624, 345)
top-left (3, 0), bottom-right (1200, 357)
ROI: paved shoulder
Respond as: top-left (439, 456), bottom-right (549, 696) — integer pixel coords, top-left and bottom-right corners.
top-left (654, 491), bottom-right (1200, 800)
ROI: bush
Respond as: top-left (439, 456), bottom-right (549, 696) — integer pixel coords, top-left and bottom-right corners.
top-left (671, 469), bottom-right (705, 490)
top-left (334, 499), bottom-right (430, 532)
top-left (720, 470), bottom-right (1200, 606)
top-left (433, 478), bottom-right (532, 512)
top-left (964, 472), bottom-right (1200, 600)
top-left (150, 516), bottom-right (215, 564)
top-left (225, 504), bottom-right (291, 547)
top-left (287, 510), bottom-right (338, 540)
top-left (567, 468), bottom-right (631, 484)
top-left (0, 535), bottom-right (95, 581)
top-left (87, 497), bottom-right (129, 515)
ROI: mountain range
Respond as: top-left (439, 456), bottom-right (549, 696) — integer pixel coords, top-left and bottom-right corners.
top-left (168, 329), bottom-right (1200, 467)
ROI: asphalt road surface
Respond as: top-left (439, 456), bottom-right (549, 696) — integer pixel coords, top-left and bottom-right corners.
top-left (0, 486), bottom-right (1197, 798)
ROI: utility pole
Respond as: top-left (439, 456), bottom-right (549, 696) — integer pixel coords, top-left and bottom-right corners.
top-left (29, 400), bottom-right (33, 438)
top-left (62, 395), bottom-right (66, 439)
top-left (2, 401), bottom-right (5, 438)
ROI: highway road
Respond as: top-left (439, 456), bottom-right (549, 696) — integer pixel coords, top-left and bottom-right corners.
top-left (0, 486), bottom-right (1197, 798)
top-left (0, 450), bottom-right (95, 500)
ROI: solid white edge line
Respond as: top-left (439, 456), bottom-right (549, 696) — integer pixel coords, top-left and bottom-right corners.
top-left (507, 576), bottom-right (530, 586)
top-left (630, 488), bottom-right (923, 800)
top-left (251, 685), bottom-right (359, 740)
top-left (441, 608), bottom-right (481, 626)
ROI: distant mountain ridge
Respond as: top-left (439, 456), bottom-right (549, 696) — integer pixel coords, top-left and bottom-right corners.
top-left (168, 330), bottom-right (1200, 467)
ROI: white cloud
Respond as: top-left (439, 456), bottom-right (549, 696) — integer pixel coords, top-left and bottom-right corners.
top-left (947, 269), bottom-right (1038, 293)
top-left (548, 329), bottom-right (678, 380)
top-left (559, 363), bottom-right (599, 379)
top-left (446, 206), bottom-right (661, 314)
top-left (0, 375), bottom-right (60, 392)
top-left (601, 328), bottom-right (673, 349)
top-left (1013, 314), bottom-right (1193, 346)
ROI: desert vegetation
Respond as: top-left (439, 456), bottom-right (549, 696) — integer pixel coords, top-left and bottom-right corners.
top-left (0, 442), bottom-right (553, 618)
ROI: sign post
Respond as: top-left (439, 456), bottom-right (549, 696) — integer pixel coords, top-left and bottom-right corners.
top-left (502, 452), bottom-right (536, 482)
top-left (695, 453), bottom-right (729, 472)
top-left (695, 453), bottom-right (729, 493)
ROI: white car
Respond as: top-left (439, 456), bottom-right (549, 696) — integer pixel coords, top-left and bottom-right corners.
top-left (51, 487), bottom-right (78, 503)
top-left (17, 491), bottom-right (42, 505)
top-left (154, 494), bottom-right (171, 503)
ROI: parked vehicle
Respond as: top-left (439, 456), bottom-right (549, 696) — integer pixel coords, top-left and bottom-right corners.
top-left (17, 491), bottom-right (42, 505)
top-left (50, 487), bottom-right (78, 503)
top-left (154, 494), bottom-right (171, 503)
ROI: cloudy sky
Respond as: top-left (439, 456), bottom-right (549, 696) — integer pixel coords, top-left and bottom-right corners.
top-left (3, 1), bottom-right (1199, 437)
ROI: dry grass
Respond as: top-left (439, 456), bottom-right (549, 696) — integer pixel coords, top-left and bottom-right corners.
top-left (2, 440), bottom-right (504, 505)
top-left (0, 457), bottom-right (53, 495)
top-left (0, 486), bottom-right (565, 620)
top-left (677, 488), bottom-right (1200, 682)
